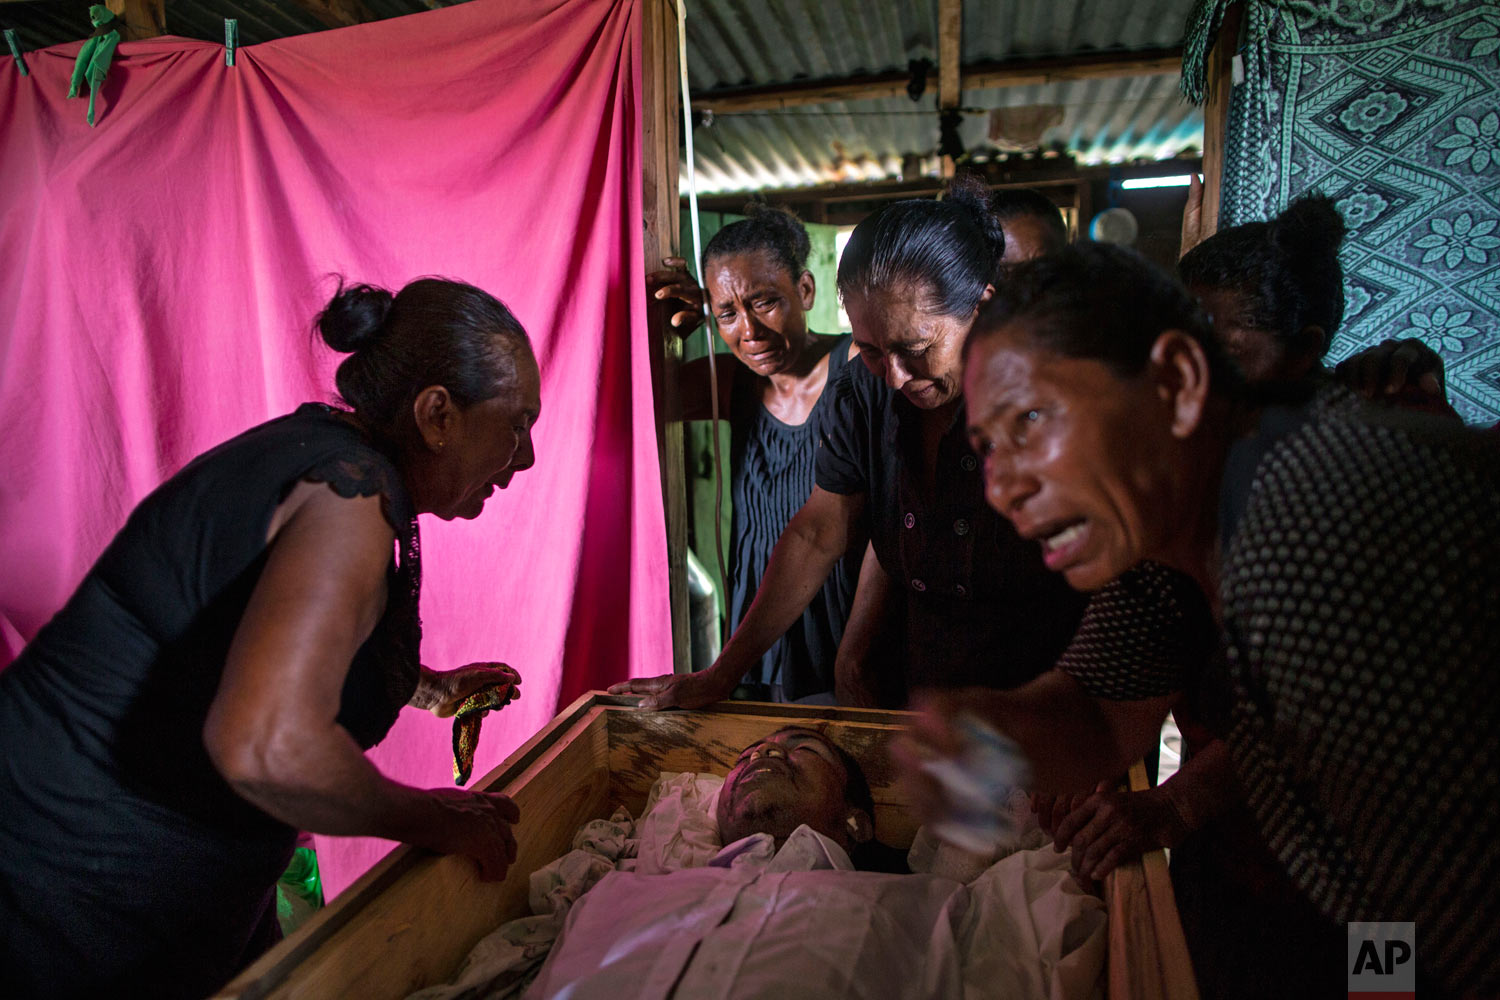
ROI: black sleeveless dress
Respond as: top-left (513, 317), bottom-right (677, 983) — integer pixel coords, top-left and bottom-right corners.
top-left (727, 334), bottom-right (858, 702)
top-left (0, 404), bottom-right (422, 1000)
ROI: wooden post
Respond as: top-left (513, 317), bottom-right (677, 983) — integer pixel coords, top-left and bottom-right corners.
top-left (641, 0), bottom-right (690, 673)
top-left (937, 0), bottom-right (962, 178)
top-left (694, 50), bottom-right (1182, 115)
top-left (1073, 179), bottom-right (1091, 242)
top-left (1106, 761), bottom-right (1202, 999)
top-left (104, 0), bottom-right (164, 40)
top-left (1200, 3), bottom-right (1242, 239)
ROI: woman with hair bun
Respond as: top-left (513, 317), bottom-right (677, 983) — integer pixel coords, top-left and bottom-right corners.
top-left (1179, 193), bottom-right (1351, 384)
top-left (1180, 188), bottom-right (1453, 415)
top-left (0, 277), bottom-right (541, 998)
top-left (629, 204), bottom-right (861, 705)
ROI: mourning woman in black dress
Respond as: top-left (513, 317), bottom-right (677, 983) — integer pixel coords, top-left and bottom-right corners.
top-left (622, 206), bottom-right (859, 705)
top-left (0, 278), bottom-right (540, 998)
top-left (620, 177), bottom-right (1090, 711)
top-left (932, 242), bottom-right (1499, 996)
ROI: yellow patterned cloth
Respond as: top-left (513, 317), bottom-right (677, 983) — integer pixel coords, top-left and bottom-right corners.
top-left (451, 682), bottom-right (518, 785)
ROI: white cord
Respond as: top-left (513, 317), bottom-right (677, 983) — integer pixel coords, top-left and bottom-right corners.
top-left (675, 0), bottom-right (730, 642)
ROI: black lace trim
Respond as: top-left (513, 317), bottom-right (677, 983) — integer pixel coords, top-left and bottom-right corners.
top-left (301, 445), bottom-right (415, 530)
top-left (300, 439), bottom-right (423, 737)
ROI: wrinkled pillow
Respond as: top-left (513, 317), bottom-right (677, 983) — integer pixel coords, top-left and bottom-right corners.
top-left (630, 771), bottom-right (724, 875)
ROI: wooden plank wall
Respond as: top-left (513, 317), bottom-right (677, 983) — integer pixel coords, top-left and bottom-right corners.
top-left (937, 0), bottom-right (961, 178)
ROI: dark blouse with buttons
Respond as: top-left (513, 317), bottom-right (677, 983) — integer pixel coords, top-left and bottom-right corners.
top-left (0, 404), bottom-right (422, 999)
top-left (1063, 386), bottom-right (1500, 997)
top-left (728, 334), bottom-right (858, 702)
top-left (815, 359), bottom-right (1086, 690)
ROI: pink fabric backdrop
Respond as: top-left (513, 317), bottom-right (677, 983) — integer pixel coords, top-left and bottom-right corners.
top-left (0, 0), bottom-right (670, 896)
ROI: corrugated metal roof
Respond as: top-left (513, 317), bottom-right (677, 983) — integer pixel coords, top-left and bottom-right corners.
top-left (3, 2), bottom-right (112, 53)
top-left (686, 0), bottom-right (1197, 89)
top-left (5, 0), bottom-right (1199, 67)
top-left (692, 73), bottom-right (1202, 194)
top-left (3, 0), bottom-right (1203, 194)
top-left (166, 2), bottom-right (326, 48)
top-left (962, 0), bottom-right (1195, 62)
top-left (684, 0), bottom-right (1202, 193)
top-left (5, 1), bottom-right (274, 51)
top-left (687, 0), bottom-right (930, 90)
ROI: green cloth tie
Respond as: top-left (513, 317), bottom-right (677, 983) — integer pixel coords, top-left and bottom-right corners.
top-left (68, 6), bottom-right (122, 127)
top-left (451, 681), bottom-right (519, 785)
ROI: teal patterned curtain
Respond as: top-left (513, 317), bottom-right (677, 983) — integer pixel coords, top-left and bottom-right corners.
top-left (1188, 1), bottom-right (1500, 423)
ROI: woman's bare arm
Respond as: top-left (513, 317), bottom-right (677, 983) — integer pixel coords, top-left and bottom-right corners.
top-left (203, 483), bottom-right (519, 879)
top-left (612, 486), bottom-right (865, 709)
top-left (834, 543), bottom-right (892, 707)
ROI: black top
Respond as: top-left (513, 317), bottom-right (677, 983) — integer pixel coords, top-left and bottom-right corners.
top-left (1218, 394), bottom-right (1500, 997)
top-left (728, 334), bottom-right (858, 702)
top-left (1054, 560), bottom-right (1218, 702)
top-left (1064, 387), bottom-right (1500, 996)
top-left (815, 359), bottom-right (1086, 689)
top-left (0, 404), bottom-right (422, 1000)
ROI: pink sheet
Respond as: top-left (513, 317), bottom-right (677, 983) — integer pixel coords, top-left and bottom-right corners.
top-left (0, 0), bottom-right (669, 896)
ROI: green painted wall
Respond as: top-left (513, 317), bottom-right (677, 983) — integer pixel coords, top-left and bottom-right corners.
top-left (675, 209), bottom-right (847, 629)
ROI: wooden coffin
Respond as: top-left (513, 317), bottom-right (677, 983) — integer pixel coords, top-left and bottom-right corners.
top-left (216, 693), bottom-right (1198, 1000)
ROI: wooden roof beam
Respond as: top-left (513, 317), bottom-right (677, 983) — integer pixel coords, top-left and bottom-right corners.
top-left (938, 0), bottom-right (962, 177)
top-left (695, 48), bottom-right (1183, 115)
top-left (685, 155), bottom-right (1204, 215)
top-left (284, 0), bottom-right (376, 30)
top-left (938, 0), bottom-right (962, 108)
top-left (104, 0), bottom-right (164, 40)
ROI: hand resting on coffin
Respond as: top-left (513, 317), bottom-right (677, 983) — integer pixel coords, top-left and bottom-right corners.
top-left (611, 487), bottom-right (864, 710)
top-left (608, 666), bottom-right (738, 712)
top-left (1048, 782), bottom-right (1189, 884)
top-left (1030, 789), bottom-right (1097, 842)
top-left (1048, 739), bottom-right (1237, 883)
top-left (416, 789), bottom-right (521, 881)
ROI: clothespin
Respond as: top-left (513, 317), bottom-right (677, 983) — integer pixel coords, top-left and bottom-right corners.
top-left (224, 19), bottom-right (238, 67)
top-left (4, 28), bottom-right (28, 77)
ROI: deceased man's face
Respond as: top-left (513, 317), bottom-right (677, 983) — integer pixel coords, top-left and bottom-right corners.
top-left (716, 728), bottom-right (857, 848)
